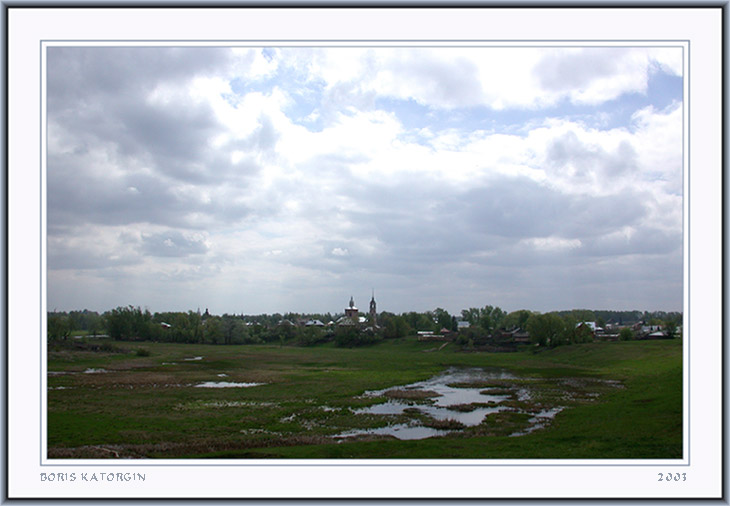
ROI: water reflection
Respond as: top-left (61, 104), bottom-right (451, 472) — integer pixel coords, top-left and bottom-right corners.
top-left (338, 368), bottom-right (517, 440)
top-left (335, 367), bottom-right (616, 441)
top-left (338, 423), bottom-right (450, 441)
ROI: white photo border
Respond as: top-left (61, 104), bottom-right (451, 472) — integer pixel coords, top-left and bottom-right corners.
top-left (7, 6), bottom-right (723, 500)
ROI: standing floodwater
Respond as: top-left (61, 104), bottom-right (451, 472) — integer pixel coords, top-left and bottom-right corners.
top-left (335, 367), bottom-right (620, 441)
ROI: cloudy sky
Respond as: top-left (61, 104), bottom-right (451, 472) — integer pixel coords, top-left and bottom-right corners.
top-left (46, 45), bottom-right (684, 315)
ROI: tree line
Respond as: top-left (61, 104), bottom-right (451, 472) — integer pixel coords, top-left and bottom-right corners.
top-left (47, 305), bottom-right (682, 349)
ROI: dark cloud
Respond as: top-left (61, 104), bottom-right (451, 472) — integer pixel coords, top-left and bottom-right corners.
top-left (47, 47), bottom-right (232, 103)
top-left (286, 173), bottom-right (656, 281)
top-left (47, 153), bottom-right (252, 232)
top-left (579, 227), bottom-right (682, 258)
top-left (112, 99), bottom-right (221, 181)
top-left (48, 49), bottom-right (231, 185)
top-left (46, 47), bottom-right (273, 232)
top-left (451, 177), bottom-right (646, 241)
top-left (47, 243), bottom-right (139, 271)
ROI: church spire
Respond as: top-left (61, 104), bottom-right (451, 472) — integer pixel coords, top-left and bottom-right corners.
top-left (369, 290), bottom-right (377, 326)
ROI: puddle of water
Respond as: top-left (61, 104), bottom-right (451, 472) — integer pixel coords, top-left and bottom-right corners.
top-left (195, 381), bottom-right (264, 388)
top-left (184, 356), bottom-right (203, 361)
top-left (334, 367), bottom-right (619, 441)
top-left (420, 404), bottom-right (506, 426)
top-left (337, 423), bottom-right (450, 441)
top-left (354, 401), bottom-right (506, 427)
top-left (362, 368), bottom-right (514, 409)
top-left (365, 368), bottom-right (516, 404)
top-left (336, 368), bottom-right (518, 440)
top-left (509, 407), bottom-right (565, 437)
top-left (217, 373), bottom-right (228, 377)
top-left (83, 368), bottom-right (108, 374)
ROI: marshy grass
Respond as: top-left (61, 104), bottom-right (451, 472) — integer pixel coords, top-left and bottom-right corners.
top-left (47, 337), bottom-right (682, 459)
top-left (422, 417), bottom-right (466, 431)
top-left (383, 389), bottom-right (439, 400)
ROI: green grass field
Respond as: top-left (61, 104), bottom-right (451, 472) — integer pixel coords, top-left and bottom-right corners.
top-left (47, 337), bottom-right (682, 459)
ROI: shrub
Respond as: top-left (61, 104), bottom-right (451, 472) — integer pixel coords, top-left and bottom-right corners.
top-left (619, 327), bottom-right (634, 341)
top-left (334, 326), bottom-right (382, 347)
top-left (298, 327), bottom-right (326, 346)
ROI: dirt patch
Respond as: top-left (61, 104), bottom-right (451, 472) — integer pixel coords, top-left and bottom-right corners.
top-left (422, 417), bottom-right (466, 431)
top-left (48, 433), bottom-right (335, 459)
top-left (383, 389), bottom-right (440, 400)
top-left (479, 388), bottom-right (515, 397)
top-left (73, 371), bottom-right (183, 387)
top-left (449, 402), bottom-right (497, 412)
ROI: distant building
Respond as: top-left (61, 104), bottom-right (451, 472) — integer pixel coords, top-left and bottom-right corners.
top-left (345, 296), bottom-right (359, 321)
top-left (369, 291), bottom-right (377, 327)
top-left (338, 294), bottom-right (378, 326)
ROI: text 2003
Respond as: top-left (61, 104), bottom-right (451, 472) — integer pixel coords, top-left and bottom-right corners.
top-left (658, 473), bottom-right (686, 482)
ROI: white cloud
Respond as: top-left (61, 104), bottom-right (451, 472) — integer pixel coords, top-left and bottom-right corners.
top-left (294, 47), bottom-right (681, 111)
top-left (46, 46), bottom-right (684, 314)
top-left (522, 236), bottom-right (582, 252)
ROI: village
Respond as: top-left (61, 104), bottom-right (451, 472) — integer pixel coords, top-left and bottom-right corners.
top-left (47, 293), bottom-right (683, 351)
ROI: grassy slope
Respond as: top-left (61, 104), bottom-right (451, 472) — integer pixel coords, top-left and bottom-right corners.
top-left (47, 338), bottom-right (682, 459)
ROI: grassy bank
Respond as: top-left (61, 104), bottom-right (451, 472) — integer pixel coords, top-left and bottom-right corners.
top-left (47, 337), bottom-right (682, 459)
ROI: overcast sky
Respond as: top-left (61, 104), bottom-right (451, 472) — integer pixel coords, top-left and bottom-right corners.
top-left (46, 46), bottom-right (684, 315)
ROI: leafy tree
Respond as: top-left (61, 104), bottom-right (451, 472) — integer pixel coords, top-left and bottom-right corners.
top-left (403, 312), bottom-right (436, 332)
top-left (569, 309), bottom-right (596, 323)
top-left (461, 308), bottom-right (481, 326)
top-left (380, 312), bottom-right (411, 339)
top-left (298, 326), bottom-right (325, 346)
top-left (274, 321), bottom-right (296, 345)
top-left (619, 327), bottom-right (634, 341)
top-left (573, 322), bottom-right (594, 343)
top-left (222, 316), bottom-right (251, 345)
top-left (47, 313), bottom-right (71, 341)
top-left (335, 325), bottom-right (380, 348)
top-left (248, 323), bottom-right (266, 343)
top-left (664, 319), bottom-right (679, 339)
top-left (503, 309), bottom-right (533, 330)
top-left (203, 316), bottom-right (224, 344)
top-left (526, 313), bottom-right (567, 347)
top-left (106, 306), bottom-right (157, 341)
top-left (186, 310), bottom-right (203, 343)
top-left (434, 308), bottom-right (452, 330)
top-left (478, 305), bottom-right (506, 335)
top-left (457, 325), bottom-right (489, 346)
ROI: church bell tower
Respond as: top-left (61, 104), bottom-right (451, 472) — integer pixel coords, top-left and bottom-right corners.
top-left (369, 291), bottom-right (377, 327)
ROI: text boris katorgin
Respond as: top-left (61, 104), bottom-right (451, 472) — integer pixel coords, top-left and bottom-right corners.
top-left (40, 472), bottom-right (146, 482)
